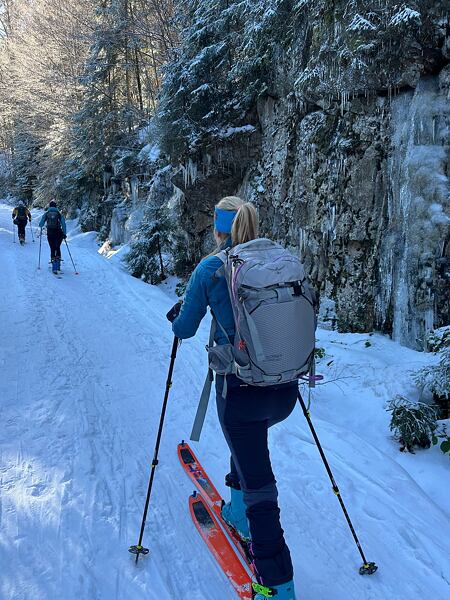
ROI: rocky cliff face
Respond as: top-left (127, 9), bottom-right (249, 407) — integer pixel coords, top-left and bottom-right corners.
top-left (167, 2), bottom-right (449, 349)
top-left (111, 1), bottom-right (450, 349)
top-left (240, 72), bottom-right (449, 349)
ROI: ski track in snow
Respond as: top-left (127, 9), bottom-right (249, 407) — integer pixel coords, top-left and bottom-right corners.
top-left (0, 203), bottom-right (449, 600)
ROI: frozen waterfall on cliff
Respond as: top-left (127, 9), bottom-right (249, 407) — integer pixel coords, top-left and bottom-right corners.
top-left (376, 76), bottom-right (449, 350)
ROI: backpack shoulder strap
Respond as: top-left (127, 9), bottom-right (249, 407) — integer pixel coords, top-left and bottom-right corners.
top-left (211, 249), bottom-right (230, 286)
top-left (216, 249), bottom-right (228, 265)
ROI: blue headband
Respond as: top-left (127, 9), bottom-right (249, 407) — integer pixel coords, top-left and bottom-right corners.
top-left (214, 208), bottom-right (237, 234)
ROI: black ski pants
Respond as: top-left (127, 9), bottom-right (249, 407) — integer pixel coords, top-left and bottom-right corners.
top-left (47, 230), bottom-right (64, 260)
top-left (215, 374), bottom-right (297, 586)
top-left (16, 219), bottom-right (27, 239)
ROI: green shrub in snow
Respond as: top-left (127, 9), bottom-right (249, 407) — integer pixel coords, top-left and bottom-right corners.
top-left (432, 428), bottom-right (450, 460)
top-left (314, 347), bottom-right (325, 360)
top-left (386, 396), bottom-right (438, 452)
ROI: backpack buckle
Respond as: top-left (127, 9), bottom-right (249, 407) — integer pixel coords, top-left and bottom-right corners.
top-left (293, 280), bottom-right (304, 296)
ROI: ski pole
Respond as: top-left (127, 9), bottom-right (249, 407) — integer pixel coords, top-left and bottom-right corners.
top-left (38, 228), bottom-right (42, 269)
top-left (29, 220), bottom-right (35, 242)
top-left (13, 221), bottom-right (16, 243)
top-left (297, 390), bottom-right (377, 575)
top-left (129, 336), bottom-right (180, 564)
top-left (64, 238), bottom-right (79, 275)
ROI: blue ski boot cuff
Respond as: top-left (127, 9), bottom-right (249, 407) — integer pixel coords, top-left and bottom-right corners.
top-left (221, 487), bottom-right (251, 541)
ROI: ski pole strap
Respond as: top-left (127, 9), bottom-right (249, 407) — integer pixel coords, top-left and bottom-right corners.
top-left (190, 319), bottom-right (217, 442)
top-left (309, 354), bottom-right (316, 388)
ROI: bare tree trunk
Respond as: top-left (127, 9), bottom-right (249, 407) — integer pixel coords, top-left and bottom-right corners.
top-left (127, 1), bottom-right (144, 115)
top-left (124, 0), bottom-right (133, 133)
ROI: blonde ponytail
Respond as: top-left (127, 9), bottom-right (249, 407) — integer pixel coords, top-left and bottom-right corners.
top-left (231, 202), bottom-right (259, 246)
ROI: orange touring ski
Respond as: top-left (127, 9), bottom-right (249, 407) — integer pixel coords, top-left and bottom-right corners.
top-left (178, 442), bottom-right (254, 598)
top-left (178, 441), bottom-right (223, 512)
top-left (189, 492), bottom-right (253, 599)
top-left (177, 441), bottom-right (253, 566)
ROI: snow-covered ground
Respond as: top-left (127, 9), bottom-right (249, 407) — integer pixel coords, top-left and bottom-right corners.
top-left (0, 203), bottom-right (449, 600)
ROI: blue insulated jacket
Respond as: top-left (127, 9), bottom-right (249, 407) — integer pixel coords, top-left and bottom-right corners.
top-left (172, 255), bottom-right (235, 345)
top-left (39, 207), bottom-right (67, 234)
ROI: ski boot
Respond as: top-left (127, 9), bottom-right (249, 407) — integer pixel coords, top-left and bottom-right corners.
top-left (221, 479), bottom-right (250, 542)
top-left (52, 259), bottom-right (58, 274)
top-left (55, 258), bottom-right (61, 272)
top-left (252, 580), bottom-right (296, 599)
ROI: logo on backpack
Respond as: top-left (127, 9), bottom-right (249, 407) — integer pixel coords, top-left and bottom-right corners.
top-left (212, 238), bottom-right (317, 386)
top-left (46, 211), bottom-right (60, 230)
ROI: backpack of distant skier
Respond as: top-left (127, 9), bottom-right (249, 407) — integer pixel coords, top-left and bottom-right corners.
top-left (16, 205), bottom-right (27, 221)
top-left (46, 210), bottom-right (61, 231)
top-left (190, 238), bottom-right (317, 441)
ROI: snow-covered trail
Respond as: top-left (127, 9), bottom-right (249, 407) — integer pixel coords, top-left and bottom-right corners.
top-left (0, 205), bottom-right (218, 600)
top-left (1, 203), bottom-right (449, 600)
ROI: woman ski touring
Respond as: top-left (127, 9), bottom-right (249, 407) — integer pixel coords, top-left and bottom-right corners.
top-left (12, 200), bottom-right (31, 245)
top-left (39, 201), bottom-right (67, 274)
top-left (167, 196), bottom-right (315, 600)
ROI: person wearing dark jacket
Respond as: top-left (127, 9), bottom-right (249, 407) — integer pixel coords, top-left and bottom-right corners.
top-left (12, 201), bottom-right (31, 244)
top-left (39, 201), bottom-right (67, 274)
top-left (167, 196), bottom-right (297, 600)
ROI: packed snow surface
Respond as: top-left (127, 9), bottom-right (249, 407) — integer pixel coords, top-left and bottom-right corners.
top-left (0, 203), bottom-right (449, 600)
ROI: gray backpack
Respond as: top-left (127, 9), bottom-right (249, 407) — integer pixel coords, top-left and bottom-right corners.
top-left (190, 238), bottom-right (316, 441)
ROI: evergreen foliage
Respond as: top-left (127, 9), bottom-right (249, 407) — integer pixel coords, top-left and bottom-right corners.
top-left (426, 326), bottom-right (450, 353)
top-left (71, 1), bottom-right (136, 201)
top-left (414, 346), bottom-right (450, 419)
top-left (10, 126), bottom-right (40, 201)
top-left (0, 0), bottom-right (96, 206)
top-left (0, 0), bottom-right (174, 213)
top-left (293, 0), bottom-right (438, 98)
top-left (126, 198), bottom-right (174, 284)
top-left (387, 396), bottom-right (438, 452)
top-left (157, 0), bottom-right (296, 157)
top-left (155, 0), bottom-right (443, 159)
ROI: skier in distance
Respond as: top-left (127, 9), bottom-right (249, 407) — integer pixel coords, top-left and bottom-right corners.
top-left (39, 201), bottom-right (67, 275)
top-left (12, 200), bottom-right (31, 245)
